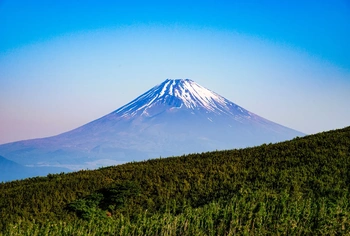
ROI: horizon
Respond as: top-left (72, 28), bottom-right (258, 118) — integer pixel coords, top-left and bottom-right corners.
top-left (1, 1), bottom-right (350, 144)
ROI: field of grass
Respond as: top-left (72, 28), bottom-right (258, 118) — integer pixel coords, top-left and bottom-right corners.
top-left (4, 193), bottom-right (350, 235)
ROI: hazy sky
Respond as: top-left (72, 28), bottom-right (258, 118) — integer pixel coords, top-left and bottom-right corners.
top-left (0, 1), bottom-right (350, 144)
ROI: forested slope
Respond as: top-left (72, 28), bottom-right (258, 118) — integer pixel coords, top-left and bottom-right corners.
top-left (0, 126), bottom-right (349, 234)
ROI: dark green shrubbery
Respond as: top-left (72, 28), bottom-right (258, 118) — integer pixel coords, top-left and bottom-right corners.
top-left (67, 192), bottom-right (105, 220)
top-left (67, 181), bottom-right (141, 220)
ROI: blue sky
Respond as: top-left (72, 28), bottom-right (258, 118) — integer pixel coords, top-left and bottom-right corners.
top-left (0, 0), bottom-right (349, 144)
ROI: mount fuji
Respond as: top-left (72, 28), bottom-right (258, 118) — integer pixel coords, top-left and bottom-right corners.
top-left (0, 79), bottom-right (304, 179)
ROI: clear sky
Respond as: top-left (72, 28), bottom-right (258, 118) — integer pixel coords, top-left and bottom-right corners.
top-left (0, 0), bottom-right (349, 144)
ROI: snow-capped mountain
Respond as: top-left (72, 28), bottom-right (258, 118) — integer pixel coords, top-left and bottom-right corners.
top-left (113, 78), bottom-right (249, 117)
top-left (0, 79), bottom-right (304, 178)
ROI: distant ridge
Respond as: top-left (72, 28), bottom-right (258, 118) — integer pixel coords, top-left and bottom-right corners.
top-left (0, 155), bottom-right (69, 182)
top-left (0, 79), bottom-right (304, 181)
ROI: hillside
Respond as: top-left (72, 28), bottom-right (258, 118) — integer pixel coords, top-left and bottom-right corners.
top-left (0, 126), bottom-right (349, 234)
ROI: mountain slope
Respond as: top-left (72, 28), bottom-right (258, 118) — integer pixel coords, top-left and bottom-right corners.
top-left (0, 126), bottom-right (349, 233)
top-left (0, 79), bottom-right (304, 173)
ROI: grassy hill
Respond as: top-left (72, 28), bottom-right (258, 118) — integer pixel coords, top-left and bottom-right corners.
top-left (1, 126), bottom-right (350, 235)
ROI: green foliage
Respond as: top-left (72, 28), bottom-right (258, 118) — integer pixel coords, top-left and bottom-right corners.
top-left (67, 181), bottom-right (141, 219)
top-left (3, 193), bottom-right (350, 235)
top-left (67, 192), bottom-right (105, 220)
top-left (0, 126), bottom-right (350, 234)
top-left (98, 181), bottom-right (141, 210)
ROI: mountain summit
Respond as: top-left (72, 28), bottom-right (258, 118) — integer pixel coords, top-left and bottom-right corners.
top-left (113, 79), bottom-right (248, 117)
top-left (0, 79), bottom-right (304, 178)
top-left (99, 78), bottom-right (270, 128)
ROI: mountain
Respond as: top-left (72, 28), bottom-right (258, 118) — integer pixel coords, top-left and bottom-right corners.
top-left (0, 79), bottom-right (304, 177)
top-left (0, 155), bottom-right (69, 182)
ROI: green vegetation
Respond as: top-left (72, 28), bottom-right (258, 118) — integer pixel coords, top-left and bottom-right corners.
top-left (1, 126), bottom-right (350, 235)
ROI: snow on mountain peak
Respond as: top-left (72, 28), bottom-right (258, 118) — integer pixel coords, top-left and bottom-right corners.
top-left (112, 79), bottom-right (250, 117)
top-left (170, 79), bottom-right (231, 110)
